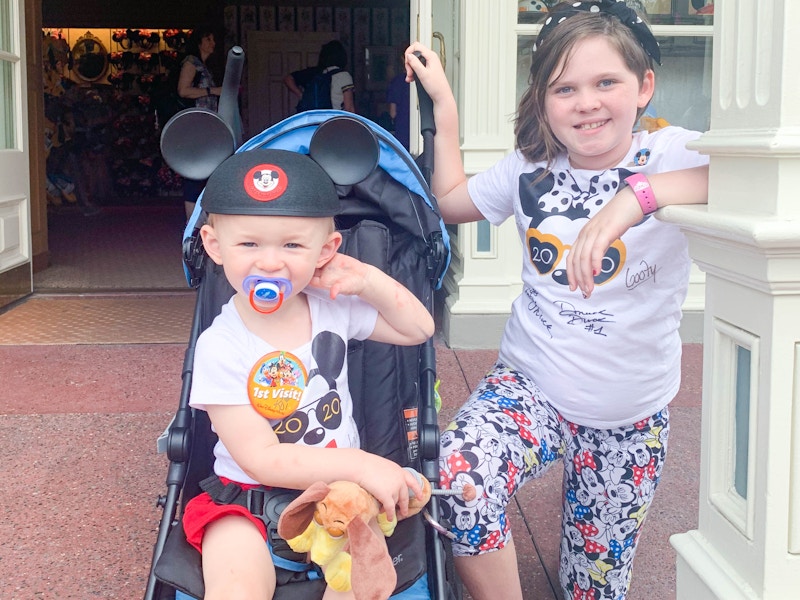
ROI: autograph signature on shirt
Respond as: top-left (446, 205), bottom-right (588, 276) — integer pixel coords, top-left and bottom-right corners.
top-left (626, 259), bottom-right (658, 291)
top-left (554, 301), bottom-right (615, 336)
top-left (524, 287), bottom-right (554, 338)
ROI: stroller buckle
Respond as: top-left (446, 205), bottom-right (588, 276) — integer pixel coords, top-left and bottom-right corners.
top-left (246, 487), bottom-right (267, 517)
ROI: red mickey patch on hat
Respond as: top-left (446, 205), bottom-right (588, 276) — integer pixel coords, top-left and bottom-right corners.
top-left (244, 164), bottom-right (288, 202)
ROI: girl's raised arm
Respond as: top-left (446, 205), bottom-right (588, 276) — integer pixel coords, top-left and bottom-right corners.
top-left (405, 44), bottom-right (483, 225)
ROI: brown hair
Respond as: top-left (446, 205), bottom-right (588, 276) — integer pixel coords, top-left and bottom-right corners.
top-left (514, 8), bottom-right (655, 168)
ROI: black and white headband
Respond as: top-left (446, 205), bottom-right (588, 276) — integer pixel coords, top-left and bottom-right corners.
top-left (533, 0), bottom-right (662, 66)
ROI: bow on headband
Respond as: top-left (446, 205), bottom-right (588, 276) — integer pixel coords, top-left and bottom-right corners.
top-left (534, 0), bottom-right (662, 66)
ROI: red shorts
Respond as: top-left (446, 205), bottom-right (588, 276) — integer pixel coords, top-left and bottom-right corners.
top-left (182, 477), bottom-right (269, 553)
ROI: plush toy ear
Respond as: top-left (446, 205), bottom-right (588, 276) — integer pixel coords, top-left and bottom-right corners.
top-left (277, 481), bottom-right (331, 539)
top-left (309, 116), bottom-right (379, 185)
top-left (160, 108), bottom-right (236, 180)
top-left (347, 517), bottom-right (397, 600)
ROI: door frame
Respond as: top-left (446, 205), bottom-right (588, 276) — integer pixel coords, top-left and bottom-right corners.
top-left (409, 0), bottom-right (459, 156)
top-left (0, 0), bottom-right (36, 309)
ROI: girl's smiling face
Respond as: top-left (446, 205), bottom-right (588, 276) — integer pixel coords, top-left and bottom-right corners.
top-left (544, 35), bottom-right (654, 171)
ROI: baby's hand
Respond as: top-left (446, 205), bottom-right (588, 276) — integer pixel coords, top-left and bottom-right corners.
top-left (309, 253), bottom-right (370, 299)
top-left (358, 455), bottom-right (423, 523)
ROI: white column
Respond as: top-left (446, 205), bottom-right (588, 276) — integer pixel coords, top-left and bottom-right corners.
top-left (662, 1), bottom-right (800, 598)
top-left (440, 0), bottom-right (520, 348)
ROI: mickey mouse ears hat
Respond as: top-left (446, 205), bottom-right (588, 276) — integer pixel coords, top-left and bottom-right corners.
top-left (203, 149), bottom-right (340, 217)
top-left (161, 111), bottom-right (380, 217)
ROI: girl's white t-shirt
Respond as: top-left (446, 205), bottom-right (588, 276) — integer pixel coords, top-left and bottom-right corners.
top-left (468, 127), bottom-right (709, 428)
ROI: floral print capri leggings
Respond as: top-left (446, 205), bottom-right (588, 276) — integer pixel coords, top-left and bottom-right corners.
top-left (438, 363), bottom-right (670, 600)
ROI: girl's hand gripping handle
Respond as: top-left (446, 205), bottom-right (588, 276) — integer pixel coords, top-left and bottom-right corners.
top-left (412, 51), bottom-right (436, 138)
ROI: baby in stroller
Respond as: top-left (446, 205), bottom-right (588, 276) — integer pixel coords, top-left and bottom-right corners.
top-left (182, 146), bottom-right (434, 599)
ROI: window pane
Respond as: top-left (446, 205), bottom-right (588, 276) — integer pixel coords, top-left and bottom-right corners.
top-left (651, 36), bottom-right (712, 132)
top-left (734, 345), bottom-right (751, 499)
top-left (647, 1), bottom-right (714, 26)
top-left (476, 220), bottom-right (491, 253)
top-left (517, 1), bottom-right (714, 26)
top-left (516, 35), bottom-right (534, 105)
top-left (517, 4), bottom-right (548, 26)
top-left (0, 59), bottom-right (14, 148)
top-left (0, 0), bottom-right (10, 53)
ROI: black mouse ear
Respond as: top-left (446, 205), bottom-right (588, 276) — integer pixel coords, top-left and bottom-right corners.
top-left (160, 108), bottom-right (236, 180)
top-left (308, 116), bottom-right (379, 185)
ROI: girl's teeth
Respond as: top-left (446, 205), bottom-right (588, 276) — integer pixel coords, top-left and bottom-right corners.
top-left (578, 121), bottom-right (605, 130)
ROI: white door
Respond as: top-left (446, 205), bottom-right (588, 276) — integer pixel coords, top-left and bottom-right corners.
top-left (247, 32), bottom-right (339, 135)
top-left (409, 0), bottom-right (459, 155)
top-left (0, 0), bottom-right (31, 307)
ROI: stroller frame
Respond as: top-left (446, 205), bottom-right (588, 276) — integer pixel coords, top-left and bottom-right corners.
top-left (144, 110), bottom-right (458, 600)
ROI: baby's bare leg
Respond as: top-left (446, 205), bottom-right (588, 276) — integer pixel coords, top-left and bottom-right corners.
top-left (201, 514), bottom-right (276, 600)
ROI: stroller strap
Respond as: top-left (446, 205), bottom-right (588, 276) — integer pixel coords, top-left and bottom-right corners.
top-left (199, 475), bottom-right (292, 520)
top-left (199, 475), bottom-right (323, 580)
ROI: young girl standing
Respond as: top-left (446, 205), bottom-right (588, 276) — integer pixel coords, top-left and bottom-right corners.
top-left (406, 2), bottom-right (709, 599)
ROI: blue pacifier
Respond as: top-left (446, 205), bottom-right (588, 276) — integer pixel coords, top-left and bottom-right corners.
top-left (242, 276), bottom-right (293, 314)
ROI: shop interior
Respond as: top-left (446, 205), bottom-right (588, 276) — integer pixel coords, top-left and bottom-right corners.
top-left (36, 0), bottom-right (410, 291)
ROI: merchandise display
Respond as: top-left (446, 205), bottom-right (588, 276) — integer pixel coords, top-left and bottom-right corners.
top-left (42, 27), bottom-right (193, 202)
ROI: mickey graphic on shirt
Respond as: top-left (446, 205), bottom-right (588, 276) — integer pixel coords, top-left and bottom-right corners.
top-left (518, 167), bottom-right (643, 288)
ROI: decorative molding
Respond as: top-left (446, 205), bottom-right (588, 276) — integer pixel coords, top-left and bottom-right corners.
top-left (0, 195), bottom-right (30, 272)
top-left (660, 205), bottom-right (800, 250)
top-left (709, 318), bottom-right (758, 540)
top-left (791, 343), bottom-right (800, 554)
top-left (687, 128), bottom-right (800, 157)
top-left (672, 530), bottom-right (761, 600)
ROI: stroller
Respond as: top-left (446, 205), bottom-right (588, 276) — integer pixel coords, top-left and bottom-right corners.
top-left (144, 48), bottom-right (458, 600)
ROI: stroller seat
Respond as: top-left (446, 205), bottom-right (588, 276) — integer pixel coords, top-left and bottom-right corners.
top-left (144, 111), bottom-right (458, 600)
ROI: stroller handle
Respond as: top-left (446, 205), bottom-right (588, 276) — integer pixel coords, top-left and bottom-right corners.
top-left (218, 45), bottom-right (244, 147)
top-left (412, 52), bottom-right (437, 138)
top-left (412, 51), bottom-right (436, 185)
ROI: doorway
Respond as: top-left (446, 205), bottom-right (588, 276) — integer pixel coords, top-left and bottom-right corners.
top-left (29, 2), bottom-right (416, 298)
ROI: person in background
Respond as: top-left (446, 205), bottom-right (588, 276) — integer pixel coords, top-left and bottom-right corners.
top-left (386, 50), bottom-right (411, 150)
top-left (178, 28), bottom-right (223, 219)
top-left (283, 40), bottom-right (355, 113)
top-left (405, 1), bottom-right (709, 598)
